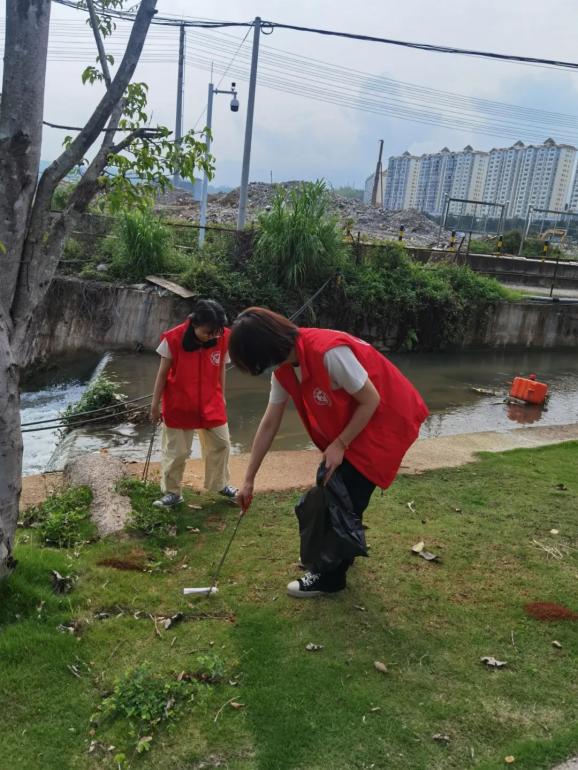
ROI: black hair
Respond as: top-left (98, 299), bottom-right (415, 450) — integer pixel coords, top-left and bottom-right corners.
top-left (228, 307), bottom-right (299, 375)
top-left (182, 299), bottom-right (227, 352)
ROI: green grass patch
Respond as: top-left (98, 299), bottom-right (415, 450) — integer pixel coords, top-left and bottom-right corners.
top-left (2, 443), bottom-right (578, 768)
top-left (22, 485), bottom-right (96, 547)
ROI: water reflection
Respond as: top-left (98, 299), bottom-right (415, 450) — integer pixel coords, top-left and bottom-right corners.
top-left (505, 403), bottom-right (546, 426)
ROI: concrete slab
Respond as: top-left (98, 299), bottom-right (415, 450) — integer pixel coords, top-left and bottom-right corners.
top-left (551, 759), bottom-right (578, 770)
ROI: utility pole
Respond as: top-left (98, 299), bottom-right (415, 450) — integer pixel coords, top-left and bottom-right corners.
top-left (237, 17), bottom-right (261, 230)
top-left (371, 139), bottom-right (384, 207)
top-left (199, 82), bottom-right (239, 246)
top-left (198, 82), bottom-right (214, 246)
top-left (173, 24), bottom-right (185, 186)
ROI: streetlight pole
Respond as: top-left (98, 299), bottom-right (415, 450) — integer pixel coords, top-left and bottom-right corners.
top-left (198, 82), bottom-right (239, 247)
top-left (237, 17), bottom-right (261, 230)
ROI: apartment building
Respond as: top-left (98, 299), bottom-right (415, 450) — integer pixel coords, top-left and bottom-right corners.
top-left (379, 138), bottom-right (577, 219)
top-left (383, 152), bottom-right (420, 210)
top-left (363, 170), bottom-right (388, 205)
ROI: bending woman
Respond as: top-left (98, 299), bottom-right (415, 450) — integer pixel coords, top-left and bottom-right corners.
top-left (228, 307), bottom-right (429, 599)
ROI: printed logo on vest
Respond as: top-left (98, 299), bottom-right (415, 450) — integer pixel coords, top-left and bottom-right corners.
top-left (210, 351), bottom-right (221, 366)
top-left (313, 388), bottom-right (331, 406)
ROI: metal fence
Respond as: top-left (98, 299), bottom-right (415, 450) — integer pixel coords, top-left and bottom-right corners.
top-left (440, 196), bottom-right (508, 254)
top-left (519, 206), bottom-right (578, 261)
top-left (59, 211), bottom-right (256, 274)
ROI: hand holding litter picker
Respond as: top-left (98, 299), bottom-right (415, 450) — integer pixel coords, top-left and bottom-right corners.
top-left (236, 482), bottom-right (254, 514)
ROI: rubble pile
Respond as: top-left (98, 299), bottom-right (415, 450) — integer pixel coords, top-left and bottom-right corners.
top-left (156, 181), bottom-right (446, 245)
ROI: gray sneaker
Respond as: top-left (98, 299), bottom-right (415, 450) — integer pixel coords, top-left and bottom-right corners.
top-left (153, 493), bottom-right (184, 508)
top-left (219, 485), bottom-right (238, 500)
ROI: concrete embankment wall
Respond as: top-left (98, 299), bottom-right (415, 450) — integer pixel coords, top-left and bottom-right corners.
top-left (406, 247), bottom-right (578, 290)
top-left (465, 253), bottom-right (578, 290)
top-left (22, 277), bottom-right (578, 367)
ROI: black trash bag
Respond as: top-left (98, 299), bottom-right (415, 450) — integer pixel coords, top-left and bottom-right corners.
top-left (295, 462), bottom-right (368, 572)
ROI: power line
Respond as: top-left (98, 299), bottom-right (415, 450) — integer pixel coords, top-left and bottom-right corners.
top-left (191, 25), bottom-right (252, 130)
top-left (184, 35), bottom-right (578, 135)
top-left (185, 53), bottom-right (578, 144)
top-left (48, 1), bottom-right (578, 72)
top-left (5, 16), bottom-right (578, 144)
top-left (18, 18), bottom-right (578, 135)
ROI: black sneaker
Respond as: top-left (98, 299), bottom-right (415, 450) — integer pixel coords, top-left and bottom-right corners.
top-left (287, 571), bottom-right (346, 598)
top-left (153, 492), bottom-right (184, 508)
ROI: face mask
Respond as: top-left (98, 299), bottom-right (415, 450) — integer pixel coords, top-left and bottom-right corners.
top-left (182, 323), bottom-right (220, 352)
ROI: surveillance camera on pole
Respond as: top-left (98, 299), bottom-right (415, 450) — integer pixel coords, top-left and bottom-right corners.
top-left (198, 81), bottom-right (240, 246)
top-left (230, 82), bottom-right (239, 113)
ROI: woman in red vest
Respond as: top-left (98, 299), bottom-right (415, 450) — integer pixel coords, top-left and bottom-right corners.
top-left (228, 307), bottom-right (429, 598)
top-left (150, 299), bottom-right (238, 508)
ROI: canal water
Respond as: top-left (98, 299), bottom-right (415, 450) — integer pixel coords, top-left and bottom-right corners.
top-left (20, 349), bottom-right (578, 476)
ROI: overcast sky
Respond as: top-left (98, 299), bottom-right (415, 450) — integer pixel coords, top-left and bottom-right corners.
top-left (2, 0), bottom-right (578, 188)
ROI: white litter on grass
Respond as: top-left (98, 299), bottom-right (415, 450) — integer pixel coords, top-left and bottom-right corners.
top-left (183, 587), bottom-right (218, 596)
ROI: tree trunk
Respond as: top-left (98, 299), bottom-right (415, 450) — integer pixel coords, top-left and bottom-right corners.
top-left (0, 0), bottom-right (158, 579)
top-left (0, 0), bottom-right (51, 578)
top-left (0, 0), bottom-right (51, 312)
top-left (0, 321), bottom-right (22, 578)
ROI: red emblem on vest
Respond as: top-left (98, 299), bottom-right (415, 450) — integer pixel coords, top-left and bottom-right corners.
top-left (313, 388), bottom-right (331, 406)
top-left (210, 351), bottom-right (221, 366)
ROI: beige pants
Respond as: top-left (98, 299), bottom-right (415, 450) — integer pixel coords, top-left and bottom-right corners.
top-left (161, 423), bottom-right (231, 495)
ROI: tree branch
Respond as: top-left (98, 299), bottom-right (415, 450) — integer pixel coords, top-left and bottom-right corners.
top-left (108, 127), bottom-right (165, 155)
top-left (86, 0), bottom-right (112, 88)
top-left (31, 0), bottom-right (157, 222)
top-left (43, 120), bottom-right (146, 132)
top-left (11, 0), bottom-right (158, 330)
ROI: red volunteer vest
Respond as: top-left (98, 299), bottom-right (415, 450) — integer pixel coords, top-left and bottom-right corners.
top-left (161, 323), bottom-right (229, 430)
top-left (275, 328), bottom-right (429, 489)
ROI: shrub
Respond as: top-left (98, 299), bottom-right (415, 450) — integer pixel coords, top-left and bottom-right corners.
top-left (51, 182), bottom-right (76, 211)
top-left (62, 238), bottom-right (84, 262)
top-left (337, 247), bottom-right (511, 350)
top-left (61, 373), bottom-right (125, 430)
top-left (254, 181), bottom-right (346, 290)
top-left (110, 208), bottom-right (185, 282)
top-left (23, 486), bottom-right (94, 547)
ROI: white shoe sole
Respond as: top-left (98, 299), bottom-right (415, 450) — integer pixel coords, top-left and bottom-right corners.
top-left (287, 583), bottom-right (325, 599)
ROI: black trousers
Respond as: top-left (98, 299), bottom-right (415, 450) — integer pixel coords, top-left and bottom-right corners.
top-left (322, 459), bottom-right (375, 585)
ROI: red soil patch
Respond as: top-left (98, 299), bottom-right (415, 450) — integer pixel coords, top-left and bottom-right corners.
top-left (524, 602), bottom-right (578, 621)
top-left (98, 549), bottom-right (148, 572)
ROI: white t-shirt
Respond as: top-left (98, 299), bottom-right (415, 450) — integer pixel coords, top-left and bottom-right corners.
top-left (156, 338), bottom-right (230, 364)
top-left (269, 346), bottom-right (368, 404)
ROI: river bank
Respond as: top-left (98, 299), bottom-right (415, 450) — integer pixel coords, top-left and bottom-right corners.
top-left (22, 277), bottom-right (578, 368)
top-left (20, 422), bottom-right (578, 509)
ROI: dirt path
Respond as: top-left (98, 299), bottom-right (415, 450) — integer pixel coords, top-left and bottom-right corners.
top-left (21, 423), bottom-right (578, 509)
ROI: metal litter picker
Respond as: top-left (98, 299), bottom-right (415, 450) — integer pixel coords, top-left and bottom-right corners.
top-left (183, 505), bottom-right (247, 597)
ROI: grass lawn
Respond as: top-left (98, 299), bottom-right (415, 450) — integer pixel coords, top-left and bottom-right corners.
top-left (1, 443), bottom-right (578, 770)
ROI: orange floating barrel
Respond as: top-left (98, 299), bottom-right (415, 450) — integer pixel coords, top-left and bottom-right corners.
top-left (509, 373), bottom-right (548, 405)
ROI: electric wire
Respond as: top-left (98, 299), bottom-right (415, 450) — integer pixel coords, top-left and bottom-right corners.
top-left (4, 19), bottom-right (578, 143)
top-left (6, 19), bottom-right (577, 144)
top-left (21, 18), bottom-right (578, 127)
top-left (191, 24), bottom-right (252, 130)
top-left (47, 2), bottom-right (578, 73)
